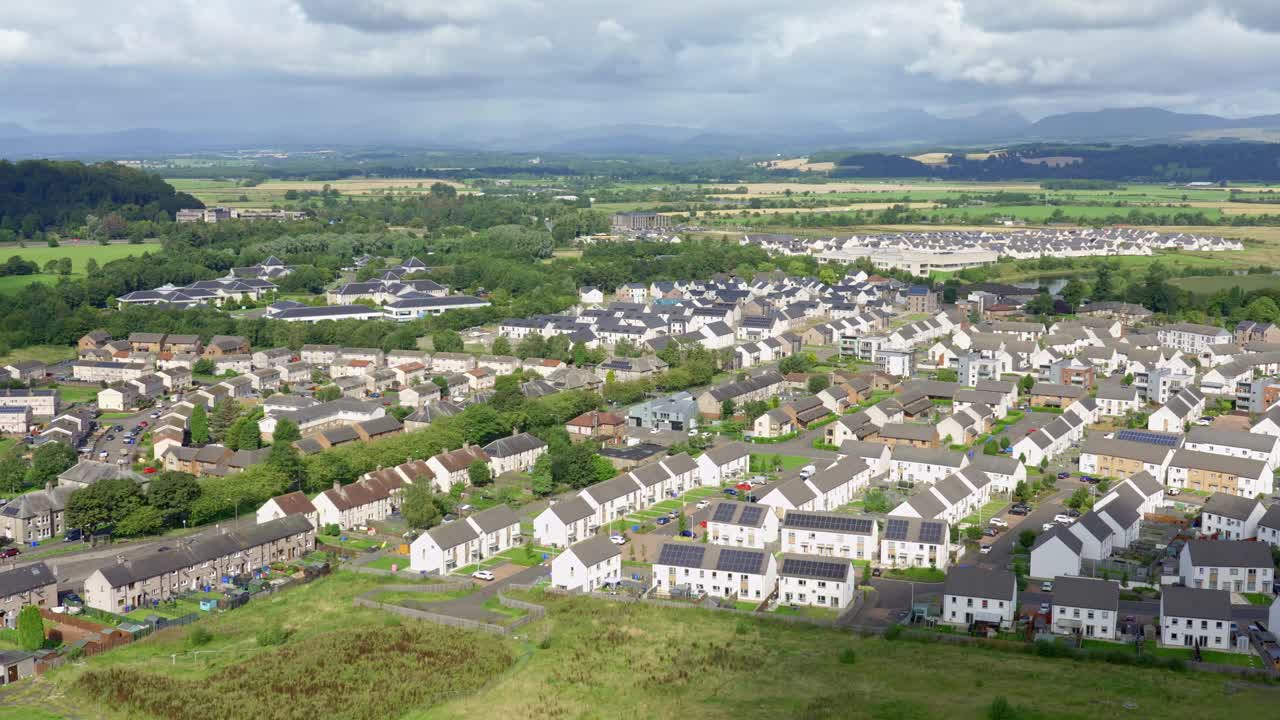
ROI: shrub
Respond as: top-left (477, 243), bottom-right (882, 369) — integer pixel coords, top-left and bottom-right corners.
top-left (838, 648), bottom-right (857, 664)
top-left (323, 523), bottom-right (341, 536)
top-left (883, 624), bottom-right (902, 641)
top-left (538, 637), bottom-right (552, 650)
top-left (988, 697), bottom-right (1020, 720)
top-left (257, 625), bottom-right (289, 647)
top-left (187, 626), bottom-right (212, 648)
top-left (16, 605), bottom-right (44, 651)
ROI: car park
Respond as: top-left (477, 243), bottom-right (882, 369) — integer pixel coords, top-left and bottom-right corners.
top-left (472, 570), bottom-right (495, 581)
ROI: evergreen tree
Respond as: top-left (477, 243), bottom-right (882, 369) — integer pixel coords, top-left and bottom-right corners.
top-left (190, 403), bottom-right (209, 445)
top-left (16, 605), bottom-right (44, 651)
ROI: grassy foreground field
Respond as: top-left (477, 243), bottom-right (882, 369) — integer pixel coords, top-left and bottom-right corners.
top-left (7, 573), bottom-right (1276, 720)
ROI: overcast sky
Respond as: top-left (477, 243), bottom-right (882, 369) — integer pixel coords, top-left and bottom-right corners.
top-left (2, 1), bottom-right (1278, 141)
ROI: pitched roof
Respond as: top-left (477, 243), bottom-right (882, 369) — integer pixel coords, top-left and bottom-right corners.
top-left (1051, 576), bottom-right (1119, 611)
top-left (566, 534), bottom-right (622, 567)
top-left (427, 518), bottom-right (480, 550)
top-left (1161, 586), bottom-right (1232, 621)
top-left (0, 562), bottom-right (56, 597)
top-left (1184, 539), bottom-right (1274, 568)
top-left (1199, 493), bottom-right (1264, 522)
top-left (1032, 524), bottom-right (1083, 554)
top-left (1169, 448), bottom-right (1266, 478)
top-left (944, 566), bottom-right (1016, 601)
top-left (468, 505), bottom-right (520, 533)
top-left (702, 441), bottom-right (749, 465)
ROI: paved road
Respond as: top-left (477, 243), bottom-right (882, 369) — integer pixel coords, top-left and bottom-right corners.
top-left (91, 407), bottom-right (157, 467)
top-left (427, 564), bottom-right (548, 623)
top-left (978, 483), bottom-right (1076, 569)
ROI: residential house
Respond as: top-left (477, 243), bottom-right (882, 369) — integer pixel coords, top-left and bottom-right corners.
top-left (551, 534), bottom-right (623, 592)
top-left (777, 554), bottom-right (857, 610)
top-left (1051, 576), bottom-right (1120, 641)
top-left (255, 491), bottom-right (319, 528)
top-left (534, 496), bottom-right (595, 549)
top-left (1160, 586), bottom-right (1236, 652)
top-left (482, 432), bottom-right (547, 476)
top-left (1030, 526), bottom-right (1084, 579)
top-left (651, 543), bottom-right (778, 602)
top-left (781, 511), bottom-right (878, 561)
top-left (879, 516), bottom-right (951, 570)
top-left (1179, 540), bottom-right (1274, 593)
top-left (942, 566), bottom-right (1018, 630)
top-left (0, 562), bottom-right (57, 628)
top-left (1199, 493), bottom-right (1267, 540)
top-left (695, 442), bottom-right (750, 486)
top-left (1166, 449), bottom-right (1273, 498)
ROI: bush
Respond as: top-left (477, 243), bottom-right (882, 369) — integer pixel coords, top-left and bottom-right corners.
top-left (538, 637), bottom-right (552, 650)
top-left (988, 697), bottom-right (1020, 720)
top-left (838, 648), bottom-right (857, 664)
top-left (187, 626), bottom-right (212, 648)
top-left (323, 523), bottom-right (340, 536)
top-left (883, 624), bottom-right (902, 641)
top-left (257, 625), bottom-right (289, 647)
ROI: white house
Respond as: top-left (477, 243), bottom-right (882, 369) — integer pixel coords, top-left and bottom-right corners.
top-left (705, 500), bottom-right (780, 548)
top-left (482, 432), bottom-right (547, 476)
top-left (1179, 540), bottom-right (1274, 593)
top-left (1030, 526), bottom-right (1083, 579)
top-left (1051, 576), bottom-right (1120, 641)
top-left (1160, 586), bottom-right (1236, 653)
top-left (888, 446), bottom-right (967, 486)
top-left (255, 491), bottom-right (319, 528)
top-left (780, 511), bottom-right (878, 561)
top-left (1095, 384), bottom-right (1141, 417)
top-left (1184, 428), bottom-right (1280, 468)
top-left (1165, 449), bottom-right (1273, 498)
top-left (651, 542), bottom-right (777, 602)
top-left (942, 566), bottom-right (1018, 630)
top-left (777, 554), bottom-right (857, 610)
top-left (1068, 511), bottom-right (1116, 561)
top-left (695, 442), bottom-right (750, 486)
top-left (312, 477), bottom-right (402, 530)
top-left (551, 534), bottom-right (622, 592)
top-left (533, 496), bottom-right (595, 548)
top-left (580, 475), bottom-right (645, 529)
top-left (410, 519), bottom-right (480, 575)
top-left (1198, 493), bottom-right (1266, 540)
top-left (879, 516), bottom-right (951, 570)
top-left (1259, 505), bottom-right (1280, 548)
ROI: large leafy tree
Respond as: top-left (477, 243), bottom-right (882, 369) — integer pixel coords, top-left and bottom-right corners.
top-left (147, 471), bottom-right (201, 527)
top-left (65, 477), bottom-right (145, 535)
top-left (25, 442), bottom-right (77, 488)
top-left (401, 482), bottom-right (442, 529)
top-left (190, 403), bottom-right (210, 445)
top-left (16, 605), bottom-right (44, 651)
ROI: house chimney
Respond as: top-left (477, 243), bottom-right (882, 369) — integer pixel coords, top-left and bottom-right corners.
top-left (333, 481), bottom-right (342, 493)
top-left (45, 481), bottom-right (53, 493)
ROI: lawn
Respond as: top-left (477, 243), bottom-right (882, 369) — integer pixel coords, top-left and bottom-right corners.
top-left (0, 243), bottom-right (161, 294)
top-left (1241, 592), bottom-right (1272, 606)
top-left (1145, 642), bottom-right (1261, 668)
top-left (1169, 274), bottom-right (1280, 295)
top-left (960, 498), bottom-right (1010, 526)
top-left (770, 604), bottom-right (840, 620)
top-left (364, 555), bottom-right (413, 571)
top-left (0, 344), bottom-right (76, 367)
top-left (98, 412), bottom-right (136, 420)
top-left (417, 591), bottom-right (1279, 719)
top-left (883, 567), bottom-right (947, 583)
top-left (50, 384), bottom-right (99, 405)
top-left (317, 534), bottom-right (384, 552)
top-left (750, 454), bottom-right (812, 472)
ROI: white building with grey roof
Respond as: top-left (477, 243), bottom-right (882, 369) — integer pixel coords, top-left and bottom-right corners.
top-left (1159, 586), bottom-right (1237, 652)
top-left (942, 566), bottom-right (1017, 629)
top-left (1051, 576), bottom-right (1120, 641)
top-left (777, 554), bottom-right (857, 610)
top-left (1198, 493), bottom-right (1267, 541)
top-left (781, 511), bottom-right (878, 562)
top-left (651, 542), bottom-right (777, 602)
top-left (551, 534), bottom-right (622, 592)
top-left (1179, 539), bottom-right (1274, 594)
top-left (705, 500), bottom-right (779, 548)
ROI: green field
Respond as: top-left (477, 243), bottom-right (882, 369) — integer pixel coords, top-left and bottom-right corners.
top-left (0, 242), bottom-right (161, 294)
top-left (1168, 274), bottom-right (1280, 294)
top-left (8, 571), bottom-right (1275, 720)
top-left (0, 344), bottom-right (75, 367)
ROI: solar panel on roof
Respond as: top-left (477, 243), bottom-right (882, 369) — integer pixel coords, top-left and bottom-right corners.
top-left (658, 544), bottom-right (705, 568)
top-left (885, 518), bottom-right (910, 541)
top-left (786, 512), bottom-right (874, 534)
top-left (738, 506), bottom-right (764, 526)
top-left (711, 503), bottom-right (737, 523)
top-left (782, 557), bottom-right (848, 580)
top-left (918, 522), bottom-right (945, 544)
top-left (716, 549), bottom-right (763, 574)
top-left (1114, 429), bottom-right (1179, 447)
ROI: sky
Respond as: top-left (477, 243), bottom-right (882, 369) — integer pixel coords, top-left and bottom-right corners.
top-left (1, 0), bottom-right (1279, 143)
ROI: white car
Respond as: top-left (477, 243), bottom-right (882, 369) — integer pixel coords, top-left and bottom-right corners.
top-left (1167, 487), bottom-right (1181, 496)
top-left (688, 429), bottom-right (698, 436)
top-left (472, 570), bottom-right (495, 581)
top-left (649, 428), bottom-right (660, 434)
top-left (1042, 522), bottom-right (1056, 532)
top-left (979, 545), bottom-right (992, 555)
top-left (1053, 514), bottom-right (1075, 525)
top-left (1193, 418), bottom-right (1212, 426)
top-left (988, 517), bottom-right (1009, 528)
top-left (696, 499), bottom-right (710, 509)
top-left (609, 535), bottom-right (627, 545)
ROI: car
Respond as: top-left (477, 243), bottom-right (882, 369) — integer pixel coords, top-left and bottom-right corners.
top-left (457, 504), bottom-right (473, 512)
top-left (749, 475), bottom-right (767, 485)
top-left (696, 499), bottom-right (710, 509)
top-left (113, 425), bottom-right (124, 432)
top-left (143, 467), bottom-right (157, 474)
top-left (472, 570), bottom-right (495, 581)
top-left (1038, 602), bottom-right (1051, 615)
top-left (667, 510), bottom-right (679, 519)
top-left (1080, 475), bottom-right (1097, 484)
top-left (982, 527), bottom-right (999, 537)
top-left (1042, 522), bottom-right (1056, 531)
top-left (979, 545), bottom-right (992, 554)
top-left (1041, 581), bottom-right (1054, 592)
top-left (723, 488), bottom-right (739, 496)
top-left (871, 567), bottom-right (882, 577)
top-left (988, 517), bottom-right (1009, 528)
top-left (1056, 471), bottom-right (1069, 479)
top-left (124, 438), bottom-right (134, 445)
top-left (649, 428), bottom-right (660, 434)
top-left (679, 530), bottom-right (695, 538)
top-left (1053, 514), bottom-right (1075, 525)
top-left (1008, 506), bottom-right (1030, 516)
top-left (609, 535), bottom-right (627, 545)
top-left (138, 421), bottom-right (148, 428)
top-left (150, 411), bottom-right (161, 419)
top-left (735, 482), bottom-right (752, 491)
top-left (656, 516), bottom-right (670, 525)
top-left (0, 548), bottom-right (19, 558)
top-left (98, 451), bottom-right (108, 459)
top-left (1193, 418), bottom-right (1212, 427)
top-left (1167, 487), bottom-right (1181, 496)
top-left (1065, 508), bottom-right (1080, 518)
top-left (105, 435), bottom-right (115, 442)
top-left (688, 429), bottom-right (698, 436)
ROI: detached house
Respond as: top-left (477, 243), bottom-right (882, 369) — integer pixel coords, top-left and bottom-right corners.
top-left (777, 554), bottom-right (857, 610)
top-left (1160, 586), bottom-right (1236, 653)
top-left (1179, 540), bottom-right (1274, 594)
top-left (1050, 576), bottom-right (1120, 641)
top-left (943, 566), bottom-right (1018, 630)
top-left (1199, 493), bottom-right (1266, 540)
top-left (551, 534), bottom-right (622, 592)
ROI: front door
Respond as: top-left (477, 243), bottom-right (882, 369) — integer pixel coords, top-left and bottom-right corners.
top-left (6, 664), bottom-right (15, 683)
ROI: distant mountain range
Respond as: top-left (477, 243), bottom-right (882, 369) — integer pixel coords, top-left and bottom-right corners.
top-left (4, 106), bottom-right (1280, 159)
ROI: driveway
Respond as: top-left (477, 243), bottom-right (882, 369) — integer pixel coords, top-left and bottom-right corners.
top-left (426, 563), bottom-right (548, 623)
top-left (977, 484), bottom-right (1076, 569)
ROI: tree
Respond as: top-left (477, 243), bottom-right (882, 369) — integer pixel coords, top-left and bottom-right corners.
top-left (193, 357), bottom-right (215, 376)
top-left (209, 398), bottom-right (241, 442)
top-left (933, 368), bottom-right (958, 383)
top-left (964, 525), bottom-right (983, 542)
top-left (272, 417), bottom-right (301, 444)
top-left (807, 375), bottom-right (830, 394)
top-left (116, 504), bottom-right (165, 537)
top-left (468, 460), bottom-right (492, 487)
top-left (1093, 262), bottom-right (1116, 300)
top-left (1019, 374), bottom-right (1035, 393)
top-left (233, 417), bottom-right (261, 450)
top-left (147, 471), bottom-right (201, 527)
top-left (720, 398), bottom-right (736, 419)
top-left (65, 477), bottom-right (145, 535)
top-left (0, 450), bottom-right (28, 493)
top-left (1243, 296), bottom-right (1280, 323)
top-left (1122, 373), bottom-right (1134, 386)
top-left (983, 440), bottom-right (1000, 456)
top-left (1018, 530), bottom-right (1037, 549)
top-left (530, 454), bottom-right (554, 496)
top-left (314, 385), bottom-right (341, 402)
top-left (999, 436), bottom-right (1011, 450)
top-left (491, 374), bottom-right (524, 413)
top-left (1060, 278), bottom-right (1088, 308)
top-left (190, 403), bottom-right (210, 445)
top-left (432, 330), bottom-right (463, 353)
top-left (491, 336), bottom-right (512, 356)
top-left (550, 442), bottom-right (603, 489)
top-left (26, 442), bottom-right (77, 488)
top-left (401, 482), bottom-right (442, 529)
top-left (16, 605), bottom-right (43, 651)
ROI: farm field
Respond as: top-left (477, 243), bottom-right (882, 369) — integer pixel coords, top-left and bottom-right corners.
top-left (167, 177), bottom-right (474, 207)
top-left (0, 344), bottom-right (76, 367)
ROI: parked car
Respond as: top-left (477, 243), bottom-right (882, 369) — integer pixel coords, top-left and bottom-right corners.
top-left (0, 548), bottom-right (19, 558)
top-left (1053, 514), bottom-right (1075, 525)
top-left (735, 482), bottom-right (752, 491)
top-left (1065, 508), bottom-right (1080, 518)
top-left (1038, 602), bottom-right (1051, 616)
top-left (609, 535), bottom-right (627, 545)
top-left (1193, 418), bottom-right (1212, 427)
top-left (696, 499), bottom-right (710, 509)
top-left (982, 527), bottom-right (999, 537)
top-left (989, 517), bottom-right (1009, 528)
top-left (979, 545), bottom-right (992, 555)
top-left (64, 528), bottom-right (82, 542)
top-left (1041, 581), bottom-right (1054, 592)
top-left (1080, 475), bottom-right (1097, 484)
top-left (1008, 505), bottom-right (1030, 516)
top-left (679, 530), bottom-right (695, 538)
top-left (1167, 487), bottom-right (1181, 496)
top-left (722, 488), bottom-right (739, 496)
top-left (871, 567), bottom-right (882, 577)
top-left (656, 516), bottom-right (669, 526)
top-left (98, 451), bottom-right (108, 459)
top-left (1042, 522), bottom-right (1056, 531)
top-left (1056, 471), bottom-right (1069, 479)
top-left (687, 429), bottom-right (698, 436)
top-left (667, 510), bottom-right (679, 519)
top-left (472, 570), bottom-right (495, 581)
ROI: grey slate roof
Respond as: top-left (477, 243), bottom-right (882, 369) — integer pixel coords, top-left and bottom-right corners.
top-left (0, 562), bottom-right (56, 597)
top-left (1169, 449), bottom-right (1266, 478)
top-left (890, 446), bottom-right (965, 467)
top-left (1161, 586), bottom-right (1232, 621)
top-left (702, 441), bottom-right (749, 465)
top-left (549, 496), bottom-right (594, 524)
top-left (1032, 525), bottom-right (1083, 554)
top-left (566, 534), bottom-right (622, 567)
top-left (1184, 539), bottom-right (1274, 568)
top-left (944, 566), bottom-right (1015, 601)
top-left (1051, 576), bottom-right (1119, 611)
top-left (1200, 493), bottom-right (1264, 521)
top-left (468, 505), bottom-right (520, 533)
top-left (427, 517), bottom-right (480, 550)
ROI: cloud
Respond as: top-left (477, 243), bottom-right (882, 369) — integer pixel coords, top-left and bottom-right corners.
top-left (0, 1), bottom-right (1276, 140)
